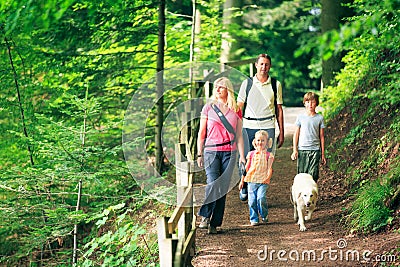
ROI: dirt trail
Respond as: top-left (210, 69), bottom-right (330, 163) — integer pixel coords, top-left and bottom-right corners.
top-left (191, 107), bottom-right (399, 267)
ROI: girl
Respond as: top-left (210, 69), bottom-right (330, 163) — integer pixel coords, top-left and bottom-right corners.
top-left (239, 130), bottom-right (274, 226)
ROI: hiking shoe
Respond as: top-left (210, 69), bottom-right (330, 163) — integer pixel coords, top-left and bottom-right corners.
top-left (250, 221), bottom-right (259, 226)
top-left (199, 217), bottom-right (210, 229)
top-left (208, 226), bottom-right (217, 234)
top-left (262, 217), bottom-right (268, 224)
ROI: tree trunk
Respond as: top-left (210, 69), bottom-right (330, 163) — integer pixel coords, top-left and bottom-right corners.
top-left (221, 0), bottom-right (243, 63)
top-left (321, 0), bottom-right (342, 88)
top-left (156, 0), bottom-right (166, 174)
top-left (5, 36), bottom-right (35, 166)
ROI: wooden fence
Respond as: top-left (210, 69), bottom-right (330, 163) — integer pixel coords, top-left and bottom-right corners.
top-left (156, 87), bottom-right (201, 267)
top-left (157, 143), bottom-right (196, 267)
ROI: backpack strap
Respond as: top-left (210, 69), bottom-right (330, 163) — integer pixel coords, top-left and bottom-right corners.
top-left (242, 77), bottom-right (253, 117)
top-left (247, 150), bottom-right (256, 171)
top-left (271, 77), bottom-right (278, 118)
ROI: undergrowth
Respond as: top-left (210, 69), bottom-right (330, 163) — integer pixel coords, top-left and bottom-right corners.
top-left (80, 198), bottom-right (171, 267)
top-left (345, 178), bottom-right (393, 233)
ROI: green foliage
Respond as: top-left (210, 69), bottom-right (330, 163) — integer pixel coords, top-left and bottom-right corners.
top-left (223, 0), bottom-right (323, 106)
top-left (0, 0), bottom-right (398, 265)
top-left (81, 203), bottom-right (159, 267)
top-left (193, 0), bottom-right (224, 62)
top-left (0, 0), bottom-right (193, 264)
top-left (345, 178), bottom-right (393, 233)
top-left (345, 141), bottom-right (399, 233)
top-left (342, 125), bottom-right (365, 148)
top-left (347, 120), bottom-right (399, 186)
top-left (0, 0), bottom-right (75, 34)
top-left (321, 49), bottom-right (370, 120)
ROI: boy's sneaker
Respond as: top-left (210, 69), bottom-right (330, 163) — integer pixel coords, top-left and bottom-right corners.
top-left (262, 216), bottom-right (268, 224)
top-left (199, 217), bottom-right (210, 229)
top-left (208, 226), bottom-right (218, 234)
top-left (250, 221), bottom-right (259, 226)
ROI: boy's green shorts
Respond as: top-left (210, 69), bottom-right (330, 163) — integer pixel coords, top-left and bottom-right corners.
top-left (297, 150), bottom-right (321, 181)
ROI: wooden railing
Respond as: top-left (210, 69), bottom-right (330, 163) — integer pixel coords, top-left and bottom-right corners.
top-left (157, 143), bottom-right (196, 267)
top-left (156, 96), bottom-right (201, 267)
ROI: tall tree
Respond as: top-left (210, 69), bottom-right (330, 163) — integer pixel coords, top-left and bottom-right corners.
top-left (221, 0), bottom-right (243, 62)
top-left (156, 0), bottom-right (166, 174)
top-left (321, 0), bottom-right (341, 87)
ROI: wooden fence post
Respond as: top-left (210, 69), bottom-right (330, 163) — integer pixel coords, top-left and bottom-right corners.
top-left (175, 143), bottom-right (190, 239)
top-left (157, 217), bottom-right (178, 267)
top-left (174, 143), bottom-right (196, 266)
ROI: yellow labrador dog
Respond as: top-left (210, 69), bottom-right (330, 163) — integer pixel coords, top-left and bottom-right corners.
top-left (291, 173), bottom-right (318, 231)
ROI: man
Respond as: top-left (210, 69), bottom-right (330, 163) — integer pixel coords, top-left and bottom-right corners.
top-left (237, 54), bottom-right (284, 156)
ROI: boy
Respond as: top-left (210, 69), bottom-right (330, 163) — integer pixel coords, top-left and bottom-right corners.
top-left (291, 92), bottom-right (326, 181)
top-left (239, 130), bottom-right (274, 226)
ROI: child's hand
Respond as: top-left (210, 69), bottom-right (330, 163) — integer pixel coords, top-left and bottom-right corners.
top-left (291, 151), bottom-right (298, 161)
top-left (264, 168), bottom-right (273, 183)
top-left (321, 155), bottom-right (327, 165)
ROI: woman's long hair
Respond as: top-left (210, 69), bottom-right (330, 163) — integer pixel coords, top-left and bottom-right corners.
top-left (211, 77), bottom-right (239, 112)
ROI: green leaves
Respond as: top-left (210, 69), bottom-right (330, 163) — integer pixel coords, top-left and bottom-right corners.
top-left (82, 205), bottom-right (157, 267)
top-left (1, 0), bottom-right (76, 35)
top-left (345, 178), bottom-right (393, 233)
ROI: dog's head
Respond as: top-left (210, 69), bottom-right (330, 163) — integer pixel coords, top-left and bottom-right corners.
top-left (298, 189), bottom-right (318, 208)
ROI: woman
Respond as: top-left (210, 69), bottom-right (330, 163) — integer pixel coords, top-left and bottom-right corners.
top-left (197, 77), bottom-right (246, 234)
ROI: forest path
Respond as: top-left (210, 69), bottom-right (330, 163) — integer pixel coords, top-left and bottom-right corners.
top-left (191, 107), bottom-right (399, 267)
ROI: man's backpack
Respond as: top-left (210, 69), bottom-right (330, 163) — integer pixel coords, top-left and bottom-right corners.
top-left (242, 77), bottom-right (278, 118)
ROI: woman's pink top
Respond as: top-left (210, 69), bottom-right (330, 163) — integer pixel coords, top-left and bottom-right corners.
top-left (201, 102), bottom-right (242, 151)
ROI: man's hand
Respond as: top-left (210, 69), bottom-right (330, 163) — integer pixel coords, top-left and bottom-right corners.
top-left (277, 134), bottom-right (284, 148)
